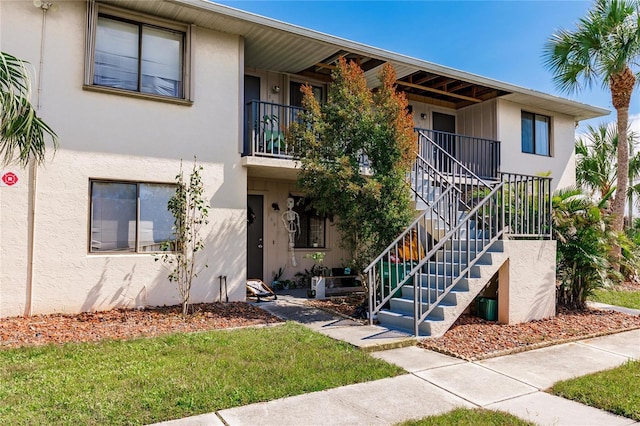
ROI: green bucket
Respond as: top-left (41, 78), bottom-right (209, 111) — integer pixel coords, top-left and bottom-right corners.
top-left (478, 297), bottom-right (498, 321)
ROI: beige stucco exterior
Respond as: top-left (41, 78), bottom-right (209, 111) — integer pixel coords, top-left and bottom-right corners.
top-left (410, 96), bottom-right (577, 191)
top-left (247, 178), bottom-right (350, 283)
top-left (0, 0), bottom-right (602, 320)
top-left (497, 99), bottom-right (577, 191)
top-left (1, 1), bottom-right (247, 316)
top-left (498, 240), bottom-right (557, 324)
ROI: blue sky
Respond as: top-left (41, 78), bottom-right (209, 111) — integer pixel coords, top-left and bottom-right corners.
top-left (217, 0), bottom-right (639, 131)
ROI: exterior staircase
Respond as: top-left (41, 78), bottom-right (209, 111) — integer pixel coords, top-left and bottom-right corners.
top-left (365, 131), bottom-right (551, 337)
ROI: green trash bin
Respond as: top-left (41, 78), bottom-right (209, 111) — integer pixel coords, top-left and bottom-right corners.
top-left (477, 297), bottom-right (498, 321)
top-left (381, 262), bottom-right (415, 297)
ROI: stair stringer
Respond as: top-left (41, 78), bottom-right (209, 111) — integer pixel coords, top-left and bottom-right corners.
top-left (423, 251), bottom-right (508, 338)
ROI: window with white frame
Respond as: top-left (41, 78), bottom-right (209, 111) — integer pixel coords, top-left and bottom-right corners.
top-left (86, 4), bottom-right (190, 101)
top-left (90, 181), bottom-right (175, 253)
top-left (521, 111), bottom-right (551, 156)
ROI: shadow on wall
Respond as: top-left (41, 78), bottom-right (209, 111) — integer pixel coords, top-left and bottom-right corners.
top-left (82, 259), bottom-right (140, 312)
top-left (146, 212), bottom-right (247, 308)
top-left (210, 162), bottom-right (245, 211)
top-left (524, 269), bottom-right (557, 322)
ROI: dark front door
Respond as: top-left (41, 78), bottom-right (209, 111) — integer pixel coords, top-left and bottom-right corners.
top-left (247, 194), bottom-right (264, 280)
top-left (244, 75), bottom-right (261, 155)
top-left (432, 112), bottom-right (457, 172)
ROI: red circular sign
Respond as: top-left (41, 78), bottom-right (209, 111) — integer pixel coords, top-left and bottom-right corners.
top-left (2, 172), bottom-right (18, 186)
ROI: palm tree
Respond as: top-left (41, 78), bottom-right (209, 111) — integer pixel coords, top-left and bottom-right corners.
top-left (552, 187), bottom-right (616, 309)
top-left (0, 51), bottom-right (57, 166)
top-left (543, 0), bottom-right (639, 245)
top-left (576, 123), bottom-right (640, 210)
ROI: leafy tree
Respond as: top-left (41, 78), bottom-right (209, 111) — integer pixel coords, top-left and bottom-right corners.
top-left (543, 0), bottom-right (640, 255)
top-left (552, 187), bottom-right (617, 309)
top-left (0, 51), bottom-right (57, 166)
top-left (156, 160), bottom-right (210, 317)
top-left (288, 58), bottom-right (415, 272)
top-left (576, 122), bottom-right (640, 209)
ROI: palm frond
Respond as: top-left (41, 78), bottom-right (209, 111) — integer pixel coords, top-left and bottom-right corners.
top-left (0, 51), bottom-right (58, 166)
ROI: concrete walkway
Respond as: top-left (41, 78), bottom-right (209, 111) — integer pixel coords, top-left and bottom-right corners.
top-left (154, 296), bottom-right (640, 426)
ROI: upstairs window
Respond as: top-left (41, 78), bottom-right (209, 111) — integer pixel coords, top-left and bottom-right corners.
top-left (521, 111), bottom-right (551, 156)
top-left (94, 16), bottom-right (184, 98)
top-left (86, 4), bottom-right (191, 102)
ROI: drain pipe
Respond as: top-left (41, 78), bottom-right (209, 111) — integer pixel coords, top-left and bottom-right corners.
top-left (25, 1), bottom-right (51, 316)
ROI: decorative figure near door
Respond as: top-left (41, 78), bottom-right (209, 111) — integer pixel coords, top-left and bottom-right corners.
top-left (281, 197), bottom-right (300, 267)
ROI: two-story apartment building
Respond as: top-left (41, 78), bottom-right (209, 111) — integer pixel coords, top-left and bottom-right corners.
top-left (1, 0), bottom-right (607, 330)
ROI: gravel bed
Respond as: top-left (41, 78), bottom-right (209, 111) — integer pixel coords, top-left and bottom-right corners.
top-left (0, 302), bottom-right (282, 349)
top-left (306, 294), bottom-right (640, 360)
top-left (3, 293), bottom-right (638, 360)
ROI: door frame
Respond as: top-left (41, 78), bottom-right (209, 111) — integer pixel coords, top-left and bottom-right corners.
top-left (247, 193), bottom-right (265, 281)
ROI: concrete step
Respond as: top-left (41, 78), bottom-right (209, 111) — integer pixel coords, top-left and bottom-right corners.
top-left (376, 310), bottom-right (434, 336)
top-left (445, 239), bottom-right (504, 253)
top-left (389, 296), bottom-right (455, 317)
top-left (434, 250), bottom-right (496, 266)
top-left (376, 250), bottom-right (509, 337)
top-left (401, 281), bottom-right (468, 303)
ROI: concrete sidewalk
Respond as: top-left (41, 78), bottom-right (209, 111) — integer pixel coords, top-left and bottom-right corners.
top-left (154, 297), bottom-right (640, 426)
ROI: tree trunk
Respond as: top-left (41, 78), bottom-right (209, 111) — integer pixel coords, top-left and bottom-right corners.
top-left (609, 67), bottom-right (635, 269)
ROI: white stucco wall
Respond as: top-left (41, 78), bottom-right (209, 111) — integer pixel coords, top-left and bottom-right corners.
top-left (497, 99), bottom-right (576, 191)
top-left (498, 239), bottom-right (557, 324)
top-left (1, 1), bottom-right (246, 316)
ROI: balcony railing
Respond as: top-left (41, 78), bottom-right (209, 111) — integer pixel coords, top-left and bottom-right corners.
top-left (416, 128), bottom-right (501, 180)
top-left (244, 100), bottom-right (304, 158)
top-left (243, 102), bottom-right (502, 180)
top-left (501, 172), bottom-right (552, 238)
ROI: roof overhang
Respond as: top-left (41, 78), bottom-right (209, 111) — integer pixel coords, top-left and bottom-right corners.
top-left (99, 0), bottom-right (610, 121)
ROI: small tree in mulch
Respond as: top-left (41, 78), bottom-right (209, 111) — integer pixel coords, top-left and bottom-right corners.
top-left (287, 58), bottom-right (416, 273)
top-left (156, 159), bottom-right (210, 317)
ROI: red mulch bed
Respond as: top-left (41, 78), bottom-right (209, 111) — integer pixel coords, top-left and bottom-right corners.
top-left (307, 293), bottom-right (640, 361)
top-left (0, 303), bottom-right (282, 349)
top-left (419, 308), bottom-right (640, 361)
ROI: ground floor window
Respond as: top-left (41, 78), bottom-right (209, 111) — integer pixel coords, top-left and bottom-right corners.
top-left (90, 180), bottom-right (175, 253)
top-left (292, 196), bottom-right (326, 248)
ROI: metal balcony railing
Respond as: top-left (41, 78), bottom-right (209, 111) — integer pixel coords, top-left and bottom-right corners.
top-left (500, 172), bottom-right (552, 238)
top-left (416, 128), bottom-right (501, 180)
top-left (244, 100), bottom-right (305, 158)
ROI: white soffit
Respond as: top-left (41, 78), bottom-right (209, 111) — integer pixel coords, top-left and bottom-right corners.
top-left (101, 0), bottom-right (610, 120)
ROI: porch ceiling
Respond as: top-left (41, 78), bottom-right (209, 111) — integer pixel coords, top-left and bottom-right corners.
top-left (100, 0), bottom-right (609, 120)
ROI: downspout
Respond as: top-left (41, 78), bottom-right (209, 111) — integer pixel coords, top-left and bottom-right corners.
top-left (25, 2), bottom-right (51, 316)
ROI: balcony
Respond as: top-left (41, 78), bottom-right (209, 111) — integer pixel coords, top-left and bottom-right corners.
top-left (416, 128), bottom-right (501, 180)
top-left (243, 100), bottom-right (303, 158)
top-left (242, 101), bottom-right (501, 180)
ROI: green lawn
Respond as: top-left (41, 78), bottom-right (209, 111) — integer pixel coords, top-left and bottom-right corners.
top-left (589, 288), bottom-right (640, 309)
top-left (0, 322), bottom-right (404, 425)
top-left (398, 408), bottom-right (534, 426)
top-left (551, 360), bottom-right (640, 420)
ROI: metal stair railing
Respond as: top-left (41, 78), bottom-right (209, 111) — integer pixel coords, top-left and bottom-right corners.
top-left (500, 172), bottom-right (552, 238)
top-left (366, 132), bottom-right (498, 330)
top-left (409, 182), bottom-right (504, 336)
top-left (416, 128), bottom-right (501, 179)
top-left (410, 150), bottom-right (462, 227)
top-left (365, 184), bottom-right (461, 316)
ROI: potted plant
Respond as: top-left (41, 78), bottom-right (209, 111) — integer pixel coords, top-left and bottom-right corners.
top-left (271, 266), bottom-right (286, 291)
